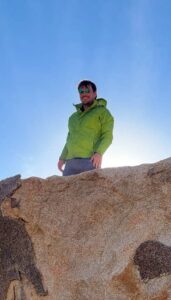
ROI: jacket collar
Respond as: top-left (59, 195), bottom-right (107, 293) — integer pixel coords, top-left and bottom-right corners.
top-left (74, 98), bottom-right (107, 112)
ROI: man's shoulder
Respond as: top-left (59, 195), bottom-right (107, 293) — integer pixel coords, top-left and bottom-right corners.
top-left (96, 105), bottom-right (114, 122)
top-left (96, 105), bottom-right (112, 115)
top-left (95, 99), bottom-right (112, 113)
top-left (69, 111), bottom-right (79, 120)
top-left (70, 111), bottom-right (78, 116)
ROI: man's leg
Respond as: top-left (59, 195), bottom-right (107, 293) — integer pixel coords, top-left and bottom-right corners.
top-left (63, 159), bottom-right (77, 176)
top-left (63, 158), bottom-right (95, 176)
top-left (77, 158), bottom-right (96, 173)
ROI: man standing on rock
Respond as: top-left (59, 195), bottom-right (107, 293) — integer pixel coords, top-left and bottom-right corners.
top-left (57, 80), bottom-right (114, 176)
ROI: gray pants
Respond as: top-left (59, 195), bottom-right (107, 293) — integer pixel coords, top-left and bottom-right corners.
top-left (63, 158), bottom-right (95, 176)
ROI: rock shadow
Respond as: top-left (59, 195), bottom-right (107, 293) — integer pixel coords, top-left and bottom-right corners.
top-left (0, 216), bottom-right (47, 299)
top-left (0, 175), bottom-right (47, 299)
top-left (134, 240), bottom-right (171, 280)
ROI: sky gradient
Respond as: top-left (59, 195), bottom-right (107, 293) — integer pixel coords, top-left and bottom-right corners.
top-left (0, 0), bottom-right (170, 179)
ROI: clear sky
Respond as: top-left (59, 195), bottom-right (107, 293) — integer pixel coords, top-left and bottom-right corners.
top-left (0, 0), bottom-right (170, 179)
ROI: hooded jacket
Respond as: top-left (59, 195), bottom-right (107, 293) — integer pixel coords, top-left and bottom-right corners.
top-left (59, 98), bottom-right (114, 160)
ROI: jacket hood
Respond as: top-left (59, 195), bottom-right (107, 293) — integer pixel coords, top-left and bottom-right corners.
top-left (74, 98), bottom-right (107, 111)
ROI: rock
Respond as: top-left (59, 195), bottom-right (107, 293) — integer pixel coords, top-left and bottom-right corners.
top-left (1, 157), bottom-right (171, 299)
top-left (0, 175), bottom-right (21, 205)
top-left (0, 175), bottom-right (47, 300)
top-left (0, 216), bottom-right (47, 300)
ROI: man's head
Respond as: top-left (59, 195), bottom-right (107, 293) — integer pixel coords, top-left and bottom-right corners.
top-left (78, 80), bottom-right (97, 106)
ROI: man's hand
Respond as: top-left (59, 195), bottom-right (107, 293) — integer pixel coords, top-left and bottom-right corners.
top-left (91, 153), bottom-right (102, 169)
top-left (57, 159), bottom-right (65, 172)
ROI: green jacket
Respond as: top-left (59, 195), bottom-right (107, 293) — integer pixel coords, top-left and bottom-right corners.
top-left (60, 98), bottom-right (114, 160)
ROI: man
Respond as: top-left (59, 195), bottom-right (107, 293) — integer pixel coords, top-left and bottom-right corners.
top-left (57, 80), bottom-right (114, 176)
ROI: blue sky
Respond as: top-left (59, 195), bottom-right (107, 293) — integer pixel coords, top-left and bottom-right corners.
top-left (0, 0), bottom-right (170, 179)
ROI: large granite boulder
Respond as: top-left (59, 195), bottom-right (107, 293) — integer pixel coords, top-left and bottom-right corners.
top-left (1, 157), bottom-right (171, 299)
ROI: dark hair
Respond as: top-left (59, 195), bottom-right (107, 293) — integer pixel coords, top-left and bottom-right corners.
top-left (78, 80), bottom-right (97, 92)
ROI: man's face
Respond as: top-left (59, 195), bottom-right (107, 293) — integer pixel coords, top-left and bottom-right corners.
top-left (78, 85), bottom-right (97, 105)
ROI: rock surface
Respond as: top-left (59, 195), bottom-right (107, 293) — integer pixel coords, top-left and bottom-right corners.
top-left (0, 174), bottom-right (21, 205)
top-left (1, 157), bottom-right (171, 299)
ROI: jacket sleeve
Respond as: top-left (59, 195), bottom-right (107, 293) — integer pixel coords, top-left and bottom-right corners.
top-left (59, 132), bottom-right (70, 160)
top-left (94, 109), bottom-right (114, 155)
